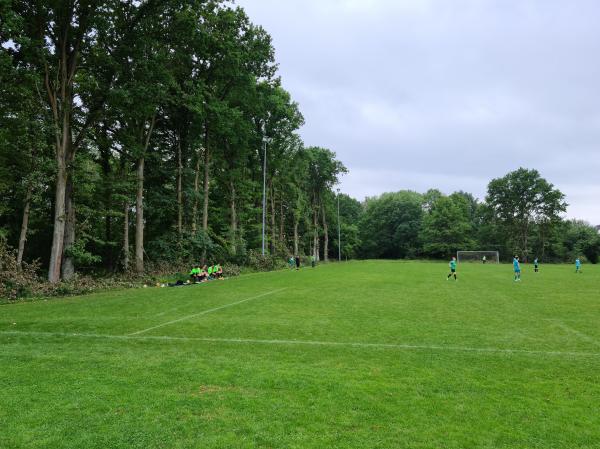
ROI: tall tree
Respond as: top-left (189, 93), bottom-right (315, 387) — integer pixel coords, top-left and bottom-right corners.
top-left (486, 168), bottom-right (566, 261)
top-left (304, 147), bottom-right (347, 260)
top-left (420, 194), bottom-right (474, 258)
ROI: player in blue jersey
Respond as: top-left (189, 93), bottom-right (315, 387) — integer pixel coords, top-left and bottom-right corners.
top-left (513, 256), bottom-right (521, 282)
top-left (447, 257), bottom-right (457, 281)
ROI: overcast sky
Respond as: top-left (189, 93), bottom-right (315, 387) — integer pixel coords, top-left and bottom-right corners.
top-left (237, 0), bottom-right (600, 224)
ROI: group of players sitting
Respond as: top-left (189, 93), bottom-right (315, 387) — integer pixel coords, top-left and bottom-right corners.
top-left (189, 263), bottom-right (224, 283)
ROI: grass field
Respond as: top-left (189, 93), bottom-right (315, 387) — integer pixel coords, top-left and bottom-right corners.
top-left (1, 261), bottom-right (600, 449)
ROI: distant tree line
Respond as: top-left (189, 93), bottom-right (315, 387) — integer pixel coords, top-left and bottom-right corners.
top-left (1, 2), bottom-right (597, 291)
top-left (0, 0), bottom-right (346, 282)
top-left (353, 168), bottom-right (600, 263)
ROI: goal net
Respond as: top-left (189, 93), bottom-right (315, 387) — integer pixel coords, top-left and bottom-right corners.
top-left (456, 251), bottom-right (499, 264)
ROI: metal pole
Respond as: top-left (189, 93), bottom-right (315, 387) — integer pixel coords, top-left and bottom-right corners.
top-left (337, 188), bottom-right (341, 262)
top-left (261, 138), bottom-right (267, 255)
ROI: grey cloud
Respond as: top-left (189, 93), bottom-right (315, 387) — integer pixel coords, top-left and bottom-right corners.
top-left (238, 0), bottom-right (600, 223)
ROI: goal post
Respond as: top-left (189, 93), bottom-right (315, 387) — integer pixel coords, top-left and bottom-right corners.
top-left (456, 251), bottom-right (499, 264)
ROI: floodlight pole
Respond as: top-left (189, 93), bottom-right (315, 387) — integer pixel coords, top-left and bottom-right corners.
top-left (261, 130), bottom-right (267, 256)
top-left (337, 188), bottom-right (341, 262)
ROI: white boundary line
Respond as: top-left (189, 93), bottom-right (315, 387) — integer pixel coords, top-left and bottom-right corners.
top-left (1, 330), bottom-right (600, 358)
top-left (128, 288), bottom-right (287, 336)
top-left (550, 320), bottom-right (600, 348)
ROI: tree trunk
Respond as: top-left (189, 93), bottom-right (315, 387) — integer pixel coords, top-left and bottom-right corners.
top-left (134, 113), bottom-right (156, 274)
top-left (322, 202), bottom-right (329, 262)
top-left (177, 136), bottom-right (183, 238)
top-left (123, 201), bottom-right (129, 271)
top-left (191, 146), bottom-right (201, 234)
top-left (270, 183), bottom-right (276, 255)
top-left (313, 207), bottom-right (319, 261)
top-left (540, 222), bottom-right (547, 261)
top-left (230, 181), bottom-right (237, 254)
top-left (48, 160), bottom-right (67, 283)
top-left (17, 186), bottom-right (32, 267)
top-left (202, 137), bottom-right (210, 233)
top-left (135, 156), bottom-right (144, 274)
top-left (61, 177), bottom-right (75, 280)
top-left (279, 201), bottom-right (285, 242)
top-left (100, 136), bottom-right (113, 271)
top-left (200, 127), bottom-right (210, 265)
top-left (522, 221), bottom-right (529, 262)
top-left (293, 220), bottom-right (299, 256)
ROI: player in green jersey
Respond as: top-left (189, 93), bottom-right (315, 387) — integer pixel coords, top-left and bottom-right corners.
top-left (189, 265), bottom-right (200, 282)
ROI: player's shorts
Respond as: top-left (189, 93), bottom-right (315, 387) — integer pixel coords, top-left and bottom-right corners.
top-left (514, 269), bottom-right (521, 273)
top-left (450, 268), bottom-right (456, 273)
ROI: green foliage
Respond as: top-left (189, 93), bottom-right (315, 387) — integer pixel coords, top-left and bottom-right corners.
top-left (247, 249), bottom-right (286, 272)
top-left (562, 220), bottom-right (600, 264)
top-left (359, 191), bottom-right (423, 259)
top-left (339, 223), bottom-right (361, 259)
top-left (486, 168), bottom-right (567, 260)
top-left (420, 194), bottom-right (475, 258)
top-left (145, 231), bottom-right (219, 265)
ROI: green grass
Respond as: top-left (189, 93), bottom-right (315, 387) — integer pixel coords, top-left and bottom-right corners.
top-left (1, 261), bottom-right (600, 449)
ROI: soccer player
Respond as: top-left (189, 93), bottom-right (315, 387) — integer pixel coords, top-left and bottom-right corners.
top-left (295, 255), bottom-right (301, 270)
top-left (199, 265), bottom-right (208, 282)
top-left (575, 258), bottom-right (582, 273)
top-left (447, 256), bottom-right (457, 281)
top-left (533, 257), bottom-right (539, 273)
top-left (513, 256), bottom-right (521, 281)
top-left (214, 263), bottom-right (224, 279)
top-left (189, 265), bottom-right (200, 282)
top-left (482, 255), bottom-right (487, 264)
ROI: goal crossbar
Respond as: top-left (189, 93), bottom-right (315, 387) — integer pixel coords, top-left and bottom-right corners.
top-left (456, 251), bottom-right (499, 263)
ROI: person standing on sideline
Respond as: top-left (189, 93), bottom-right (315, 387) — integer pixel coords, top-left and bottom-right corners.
top-left (575, 257), bottom-right (582, 273)
top-left (447, 257), bottom-right (457, 281)
top-left (513, 256), bottom-right (521, 282)
top-left (482, 255), bottom-right (487, 264)
top-left (534, 257), bottom-right (539, 273)
top-left (311, 255), bottom-right (316, 268)
top-left (295, 255), bottom-right (301, 270)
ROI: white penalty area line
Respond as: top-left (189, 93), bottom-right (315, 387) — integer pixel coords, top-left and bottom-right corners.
top-left (128, 288), bottom-right (288, 336)
top-left (2, 330), bottom-right (600, 359)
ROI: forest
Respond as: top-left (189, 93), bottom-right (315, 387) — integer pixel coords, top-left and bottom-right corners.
top-left (1, 1), bottom-right (599, 299)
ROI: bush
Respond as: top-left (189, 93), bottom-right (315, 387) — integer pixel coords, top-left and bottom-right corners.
top-left (0, 241), bottom-right (40, 300)
top-left (1, 239), bottom-right (272, 303)
top-left (247, 249), bottom-right (286, 272)
top-left (222, 262), bottom-right (241, 277)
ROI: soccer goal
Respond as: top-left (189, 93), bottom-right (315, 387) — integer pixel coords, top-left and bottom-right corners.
top-left (456, 251), bottom-right (500, 264)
